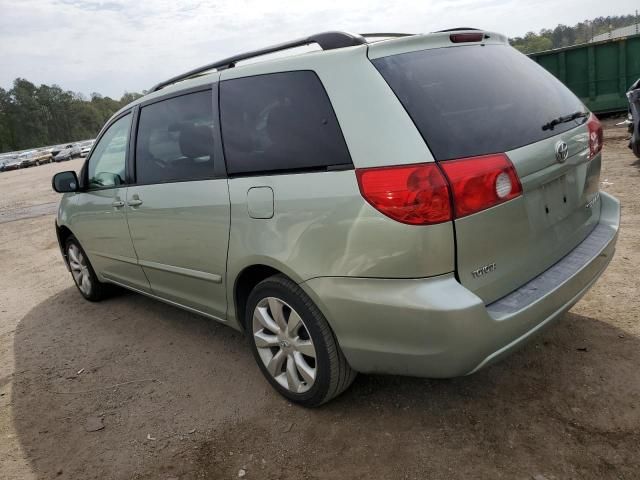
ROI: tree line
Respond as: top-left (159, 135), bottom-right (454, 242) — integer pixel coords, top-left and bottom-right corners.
top-left (510, 13), bottom-right (639, 53)
top-left (0, 78), bottom-right (142, 154)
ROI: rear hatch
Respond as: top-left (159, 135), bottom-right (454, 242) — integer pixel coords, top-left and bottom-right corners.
top-left (371, 35), bottom-right (603, 304)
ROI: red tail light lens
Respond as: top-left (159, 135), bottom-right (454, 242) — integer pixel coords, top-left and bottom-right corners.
top-left (439, 153), bottom-right (522, 218)
top-left (587, 113), bottom-right (603, 159)
top-left (356, 154), bottom-right (522, 224)
top-left (450, 33), bottom-right (484, 43)
top-left (356, 164), bottom-right (451, 225)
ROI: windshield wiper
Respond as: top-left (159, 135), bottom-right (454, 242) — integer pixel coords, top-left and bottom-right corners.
top-left (542, 111), bottom-right (589, 131)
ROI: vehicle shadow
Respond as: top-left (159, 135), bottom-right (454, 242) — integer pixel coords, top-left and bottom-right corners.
top-left (12, 287), bottom-right (640, 479)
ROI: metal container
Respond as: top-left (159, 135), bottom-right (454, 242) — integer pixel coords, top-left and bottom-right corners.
top-left (529, 33), bottom-right (640, 113)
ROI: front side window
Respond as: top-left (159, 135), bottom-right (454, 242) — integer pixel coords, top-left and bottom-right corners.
top-left (87, 114), bottom-right (131, 188)
top-left (135, 90), bottom-right (216, 184)
top-left (220, 71), bottom-right (351, 175)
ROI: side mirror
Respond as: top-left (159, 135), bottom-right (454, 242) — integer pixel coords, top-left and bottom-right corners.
top-left (52, 171), bottom-right (79, 193)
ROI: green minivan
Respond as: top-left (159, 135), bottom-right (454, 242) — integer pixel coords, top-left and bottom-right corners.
top-left (53, 30), bottom-right (620, 406)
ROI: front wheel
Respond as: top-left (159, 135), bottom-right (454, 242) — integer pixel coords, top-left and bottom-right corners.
top-left (65, 236), bottom-right (109, 301)
top-left (246, 275), bottom-right (356, 407)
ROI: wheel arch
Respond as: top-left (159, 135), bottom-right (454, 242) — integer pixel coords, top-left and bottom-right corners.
top-left (233, 264), bottom-right (284, 332)
top-left (55, 222), bottom-right (75, 270)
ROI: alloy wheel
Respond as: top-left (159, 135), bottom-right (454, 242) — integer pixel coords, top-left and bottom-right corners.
top-left (252, 297), bottom-right (317, 393)
top-left (68, 243), bottom-right (92, 296)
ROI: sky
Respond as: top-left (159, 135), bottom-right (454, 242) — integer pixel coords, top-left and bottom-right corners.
top-left (0, 0), bottom-right (637, 98)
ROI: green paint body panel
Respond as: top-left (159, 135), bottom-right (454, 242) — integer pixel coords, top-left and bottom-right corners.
top-left (302, 192), bottom-right (619, 377)
top-left (60, 188), bottom-right (152, 293)
top-left (457, 124), bottom-right (602, 304)
top-left (125, 180), bottom-right (230, 319)
top-left (530, 34), bottom-right (640, 113)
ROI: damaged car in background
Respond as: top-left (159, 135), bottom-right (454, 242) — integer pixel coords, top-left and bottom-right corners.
top-left (625, 78), bottom-right (640, 158)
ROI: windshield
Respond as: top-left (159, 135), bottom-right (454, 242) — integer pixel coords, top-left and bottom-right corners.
top-left (372, 44), bottom-right (587, 160)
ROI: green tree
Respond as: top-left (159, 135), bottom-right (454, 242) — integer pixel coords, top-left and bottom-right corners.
top-left (0, 79), bottom-right (142, 153)
top-left (510, 12), bottom-right (639, 53)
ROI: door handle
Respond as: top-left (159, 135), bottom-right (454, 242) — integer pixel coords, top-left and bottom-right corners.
top-left (127, 198), bottom-right (143, 207)
top-left (111, 200), bottom-right (125, 208)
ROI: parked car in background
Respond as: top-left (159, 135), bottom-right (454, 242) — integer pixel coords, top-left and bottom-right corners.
top-left (1, 156), bottom-right (22, 171)
top-left (54, 144), bottom-right (82, 162)
top-left (79, 140), bottom-right (94, 157)
top-left (17, 149), bottom-right (53, 167)
top-left (627, 78), bottom-right (640, 158)
top-left (52, 143), bottom-right (77, 158)
top-left (0, 154), bottom-right (12, 171)
top-left (18, 151), bottom-right (38, 168)
top-left (35, 149), bottom-right (54, 165)
top-left (51, 145), bottom-right (66, 157)
top-left (52, 30), bottom-right (619, 406)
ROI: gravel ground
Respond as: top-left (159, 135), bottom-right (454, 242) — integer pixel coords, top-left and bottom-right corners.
top-left (0, 122), bottom-right (638, 480)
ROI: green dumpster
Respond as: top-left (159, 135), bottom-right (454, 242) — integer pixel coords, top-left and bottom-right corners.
top-left (529, 33), bottom-right (640, 113)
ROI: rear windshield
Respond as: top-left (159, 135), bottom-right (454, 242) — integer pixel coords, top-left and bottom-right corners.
top-left (372, 44), bottom-right (587, 160)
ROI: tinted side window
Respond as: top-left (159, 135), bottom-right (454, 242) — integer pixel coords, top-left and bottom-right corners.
top-left (88, 114), bottom-right (131, 189)
top-left (220, 71), bottom-right (351, 175)
top-left (136, 90), bottom-right (215, 184)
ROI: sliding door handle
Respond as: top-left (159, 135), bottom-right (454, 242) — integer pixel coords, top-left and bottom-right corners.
top-left (111, 200), bottom-right (125, 208)
top-left (127, 199), bottom-right (143, 207)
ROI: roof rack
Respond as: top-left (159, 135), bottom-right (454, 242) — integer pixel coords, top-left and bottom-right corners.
top-left (150, 31), bottom-right (366, 92)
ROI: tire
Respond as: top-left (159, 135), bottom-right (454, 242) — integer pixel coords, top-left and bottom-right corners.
top-left (246, 274), bottom-right (356, 407)
top-left (65, 236), bottom-right (109, 302)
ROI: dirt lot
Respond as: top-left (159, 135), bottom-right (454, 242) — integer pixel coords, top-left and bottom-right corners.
top-left (1, 124), bottom-right (639, 480)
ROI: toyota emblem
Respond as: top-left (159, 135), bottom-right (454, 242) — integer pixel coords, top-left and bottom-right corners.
top-left (555, 141), bottom-right (569, 163)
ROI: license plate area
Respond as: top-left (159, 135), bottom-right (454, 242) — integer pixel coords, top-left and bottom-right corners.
top-left (541, 175), bottom-right (570, 224)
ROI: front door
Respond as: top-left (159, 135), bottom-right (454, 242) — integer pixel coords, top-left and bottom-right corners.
top-left (69, 112), bottom-right (151, 292)
top-left (125, 88), bottom-right (229, 319)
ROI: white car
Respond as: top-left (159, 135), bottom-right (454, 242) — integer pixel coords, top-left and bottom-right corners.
top-left (79, 141), bottom-right (94, 157)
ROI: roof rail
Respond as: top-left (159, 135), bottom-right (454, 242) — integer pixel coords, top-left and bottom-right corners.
top-left (150, 31), bottom-right (366, 92)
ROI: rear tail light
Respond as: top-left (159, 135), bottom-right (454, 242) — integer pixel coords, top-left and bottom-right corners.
top-left (356, 153), bottom-right (522, 224)
top-left (587, 113), bottom-right (603, 159)
top-left (439, 153), bottom-right (522, 218)
top-left (356, 164), bottom-right (451, 225)
top-left (450, 33), bottom-right (484, 43)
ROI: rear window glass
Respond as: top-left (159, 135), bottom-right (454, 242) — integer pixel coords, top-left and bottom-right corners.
top-left (372, 44), bottom-right (587, 160)
top-left (220, 71), bottom-right (351, 175)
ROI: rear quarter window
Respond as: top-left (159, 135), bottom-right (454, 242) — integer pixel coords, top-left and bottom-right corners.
top-left (372, 44), bottom-right (587, 160)
top-left (220, 70), bottom-right (351, 175)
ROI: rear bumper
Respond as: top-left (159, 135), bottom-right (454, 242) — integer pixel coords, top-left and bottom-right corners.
top-left (301, 191), bottom-right (620, 378)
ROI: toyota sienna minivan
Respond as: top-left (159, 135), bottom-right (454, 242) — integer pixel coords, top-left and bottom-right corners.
top-left (52, 30), bottom-right (620, 406)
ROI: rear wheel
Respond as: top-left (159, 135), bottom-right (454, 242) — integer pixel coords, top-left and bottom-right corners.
top-left (246, 274), bottom-right (356, 407)
top-left (65, 236), bottom-right (109, 301)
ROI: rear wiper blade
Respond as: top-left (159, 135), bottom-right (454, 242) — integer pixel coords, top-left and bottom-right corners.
top-left (542, 111), bottom-right (589, 131)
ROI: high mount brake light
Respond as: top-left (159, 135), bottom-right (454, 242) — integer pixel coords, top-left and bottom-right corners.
top-left (356, 154), bottom-right (522, 224)
top-left (450, 33), bottom-right (484, 43)
top-left (587, 113), bottom-right (603, 159)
